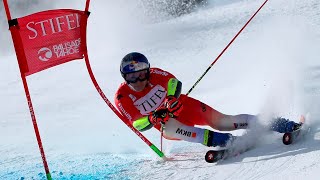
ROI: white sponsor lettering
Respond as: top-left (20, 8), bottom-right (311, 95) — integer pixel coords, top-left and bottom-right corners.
top-left (26, 13), bottom-right (80, 40)
top-left (151, 69), bottom-right (168, 76)
top-left (176, 128), bottom-right (192, 137)
top-left (118, 103), bottom-right (132, 121)
top-left (52, 38), bottom-right (81, 58)
top-left (36, 38), bottom-right (81, 62)
top-left (133, 85), bottom-right (166, 115)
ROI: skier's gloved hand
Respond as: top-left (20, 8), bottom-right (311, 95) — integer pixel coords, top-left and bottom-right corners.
top-left (164, 96), bottom-right (183, 117)
top-left (148, 107), bottom-right (170, 125)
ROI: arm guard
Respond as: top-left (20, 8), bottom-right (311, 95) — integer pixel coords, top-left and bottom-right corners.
top-left (167, 78), bottom-right (182, 98)
top-left (133, 116), bottom-right (153, 132)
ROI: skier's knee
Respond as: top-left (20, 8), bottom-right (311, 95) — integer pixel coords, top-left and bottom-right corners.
top-left (163, 129), bottom-right (175, 138)
top-left (162, 133), bottom-right (181, 140)
top-left (208, 121), bottom-right (234, 131)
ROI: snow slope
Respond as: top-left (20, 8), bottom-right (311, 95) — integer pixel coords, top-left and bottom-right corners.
top-left (0, 0), bottom-right (320, 179)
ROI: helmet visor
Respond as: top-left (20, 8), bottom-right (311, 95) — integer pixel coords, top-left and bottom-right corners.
top-left (121, 60), bottom-right (149, 74)
top-left (124, 70), bottom-right (149, 83)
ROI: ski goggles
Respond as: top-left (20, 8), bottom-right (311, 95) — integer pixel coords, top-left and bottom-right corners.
top-left (124, 69), bottom-right (149, 83)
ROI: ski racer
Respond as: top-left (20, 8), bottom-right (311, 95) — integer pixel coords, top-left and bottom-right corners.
top-left (115, 52), bottom-right (302, 147)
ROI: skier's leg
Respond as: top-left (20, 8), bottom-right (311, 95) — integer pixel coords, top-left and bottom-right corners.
top-left (220, 115), bottom-right (302, 133)
top-left (178, 95), bottom-right (299, 133)
top-left (210, 114), bottom-right (259, 131)
top-left (163, 118), bottom-right (234, 147)
top-left (177, 96), bottom-right (259, 131)
top-left (213, 115), bottom-right (302, 133)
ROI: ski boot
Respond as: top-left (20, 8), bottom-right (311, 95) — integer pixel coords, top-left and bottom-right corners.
top-left (202, 130), bottom-right (234, 147)
top-left (270, 117), bottom-right (303, 133)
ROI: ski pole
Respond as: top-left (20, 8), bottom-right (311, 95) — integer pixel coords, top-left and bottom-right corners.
top-left (3, 0), bottom-right (52, 179)
top-left (186, 0), bottom-right (269, 96)
top-left (81, 1), bottom-right (165, 159)
top-left (83, 53), bottom-right (165, 159)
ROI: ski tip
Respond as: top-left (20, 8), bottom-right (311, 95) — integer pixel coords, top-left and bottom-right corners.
top-left (283, 133), bottom-right (292, 145)
top-left (205, 150), bottom-right (225, 163)
top-left (205, 150), bottom-right (218, 163)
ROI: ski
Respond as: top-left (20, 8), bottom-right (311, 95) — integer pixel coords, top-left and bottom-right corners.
top-left (205, 145), bottom-right (252, 163)
top-left (205, 134), bottom-right (255, 163)
top-left (205, 149), bottom-right (227, 163)
top-left (283, 129), bottom-right (302, 145)
top-left (282, 115), bottom-right (310, 145)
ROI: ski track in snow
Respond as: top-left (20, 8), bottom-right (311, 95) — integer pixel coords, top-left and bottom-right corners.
top-left (1, 0), bottom-right (320, 179)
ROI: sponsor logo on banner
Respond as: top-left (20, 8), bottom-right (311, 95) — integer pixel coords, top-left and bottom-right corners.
top-left (38, 47), bottom-right (53, 61)
top-left (133, 85), bottom-right (166, 115)
top-left (26, 13), bottom-right (80, 40)
top-left (52, 38), bottom-right (81, 58)
top-left (15, 9), bottom-right (85, 75)
top-left (37, 38), bottom-right (81, 62)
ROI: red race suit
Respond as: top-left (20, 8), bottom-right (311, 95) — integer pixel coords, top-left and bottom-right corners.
top-left (115, 68), bottom-right (225, 131)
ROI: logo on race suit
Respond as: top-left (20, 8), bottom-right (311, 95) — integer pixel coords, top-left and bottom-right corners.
top-left (176, 128), bottom-right (196, 138)
top-left (38, 47), bottom-right (53, 61)
top-left (118, 103), bottom-right (132, 121)
top-left (151, 69), bottom-right (168, 76)
top-left (133, 85), bottom-right (166, 115)
top-left (116, 94), bottom-right (123, 100)
top-left (200, 102), bottom-right (206, 112)
top-left (233, 122), bottom-right (248, 129)
top-left (169, 79), bottom-right (176, 90)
